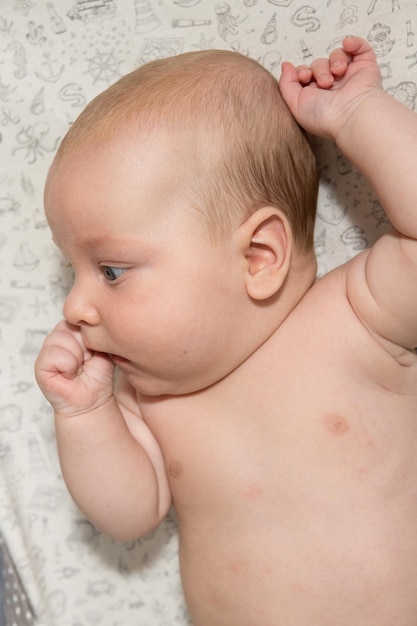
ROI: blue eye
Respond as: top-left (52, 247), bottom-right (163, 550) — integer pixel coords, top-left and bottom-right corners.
top-left (102, 266), bottom-right (126, 282)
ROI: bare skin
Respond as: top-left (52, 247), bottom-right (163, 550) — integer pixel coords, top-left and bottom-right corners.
top-left (35, 38), bottom-right (417, 625)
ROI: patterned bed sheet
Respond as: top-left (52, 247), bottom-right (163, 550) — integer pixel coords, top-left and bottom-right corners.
top-left (0, 1), bottom-right (416, 624)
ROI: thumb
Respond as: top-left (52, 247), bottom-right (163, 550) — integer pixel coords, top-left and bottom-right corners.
top-left (278, 61), bottom-right (304, 114)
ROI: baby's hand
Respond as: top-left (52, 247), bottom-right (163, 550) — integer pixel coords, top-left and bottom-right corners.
top-left (279, 36), bottom-right (382, 142)
top-left (35, 320), bottom-right (115, 417)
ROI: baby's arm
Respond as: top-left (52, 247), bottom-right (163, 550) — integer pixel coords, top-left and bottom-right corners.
top-left (35, 321), bottom-right (171, 540)
top-left (280, 36), bottom-right (417, 351)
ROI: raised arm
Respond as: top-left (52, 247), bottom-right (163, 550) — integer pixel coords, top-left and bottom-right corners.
top-left (280, 36), bottom-right (417, 352)
top-left (35, 321), bottom-right (171, 540)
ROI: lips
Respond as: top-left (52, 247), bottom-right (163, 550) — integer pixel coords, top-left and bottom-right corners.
top-left (110, 354), bottom-right (129, 365)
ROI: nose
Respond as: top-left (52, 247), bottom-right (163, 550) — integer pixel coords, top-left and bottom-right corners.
top-left (63, 278), bottom-right (100, 327)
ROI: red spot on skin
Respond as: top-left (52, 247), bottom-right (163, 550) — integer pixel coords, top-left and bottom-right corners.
top-left (168, 461), bottom-right (182, 479)
top-left (241, 481), bottom-right (264, 501)
top-left (290, 582), bottom-right (319, 598)
top-left (228, 561), bottom-right (249, 578)
top-left (324, 415), bottom-right (350, 436)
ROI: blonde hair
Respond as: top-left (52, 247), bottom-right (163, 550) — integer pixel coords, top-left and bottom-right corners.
top-left (57, 50), bottom-right (318, 250)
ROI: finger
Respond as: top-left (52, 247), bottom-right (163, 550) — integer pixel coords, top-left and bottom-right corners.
top-left (35, 344), bottom-right (83, 391)
top-left (295, 64), bottom-right (313, 85)
top-left (342, 35), bottom-right (376, 62)
top-left (280, 61), bottom-right (300, 83)
top-left (37, 330), bottom-right (88, 386)
top-left (53, 320), bottom-right (92, 360)
top-left (49, 345), bottom-right (84, 379)
top-left (43, 328), bottom-right (85, 363)
top-left (329, 47), bottom-right (350, 76)
top-left (310, 58), bottom-right (334, 88)
top-left (279, 61), bottom-right (305, 109)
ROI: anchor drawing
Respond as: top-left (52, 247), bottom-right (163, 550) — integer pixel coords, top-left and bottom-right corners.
top-left (35, 51), bottom-right (65, 82)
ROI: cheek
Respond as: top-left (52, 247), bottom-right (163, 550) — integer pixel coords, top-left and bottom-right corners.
top-left (114, 260), bottom-right (243, 350)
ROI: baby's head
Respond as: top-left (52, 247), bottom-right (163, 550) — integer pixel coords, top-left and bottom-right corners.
top-left (46, 51), bottom-right (319, 394)
top-left (56, 49), bottom-right (318, 253)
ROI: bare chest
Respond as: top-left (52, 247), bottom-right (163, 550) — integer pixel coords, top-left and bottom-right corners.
top-left (149, 307), bottom-right (417, 505)
top-left (142, 300), bottom-right (417, 623)
top-left (156, 353), bottom-right (417, 624)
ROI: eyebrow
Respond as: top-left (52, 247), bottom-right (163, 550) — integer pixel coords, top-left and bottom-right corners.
top-left (81, 233), bottom-right (128, 246)
top-left (52, 232), bottom-right (143, 253)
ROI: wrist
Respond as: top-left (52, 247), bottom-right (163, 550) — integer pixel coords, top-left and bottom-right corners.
top-left (54, 394), bottom-right (116, 420)
top-left (333, 89), bottom-right (387, 151)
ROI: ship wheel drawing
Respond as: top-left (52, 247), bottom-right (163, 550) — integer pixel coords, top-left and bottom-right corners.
top-left (86, 50), bottom-right (120, 84)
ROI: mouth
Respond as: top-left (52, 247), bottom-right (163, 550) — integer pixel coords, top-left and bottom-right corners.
top-left (110, 354), bottom-right (129, 365)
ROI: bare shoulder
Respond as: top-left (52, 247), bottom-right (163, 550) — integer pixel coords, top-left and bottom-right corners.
top-left (343, 232), bottom-right (417, 361)
top-left (295, 250), bottom-right (417, 368)
top-left (285, 259), bottom-right (417, 400)
top-left (294, 244), bottom-right (416, 381)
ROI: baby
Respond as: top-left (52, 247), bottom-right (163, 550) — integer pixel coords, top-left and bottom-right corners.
top-left (35, 36), bottom-right (417, 625)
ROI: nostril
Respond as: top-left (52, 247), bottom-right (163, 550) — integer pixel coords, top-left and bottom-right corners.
top-left (63, 292), bottom-right (98, 327)
top-left (64, 305), bottom-right (99, 327)
top-left (62, 275), bottom-right (100, 326)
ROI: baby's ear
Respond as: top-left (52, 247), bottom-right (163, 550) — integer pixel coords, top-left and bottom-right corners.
top-left (240, 207), bottom-right (292, 300)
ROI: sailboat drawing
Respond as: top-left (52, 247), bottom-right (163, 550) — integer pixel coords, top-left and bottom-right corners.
top-left (13, 243), bottom-right (40, 271)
